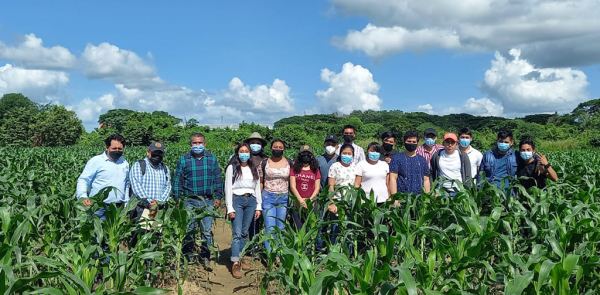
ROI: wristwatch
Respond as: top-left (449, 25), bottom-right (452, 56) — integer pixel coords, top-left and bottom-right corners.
top-left (544, 163), bottom-right (551, 168)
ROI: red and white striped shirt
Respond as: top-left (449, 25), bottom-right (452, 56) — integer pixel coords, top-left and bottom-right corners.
top-left (416, 144), bottom-right (444, 168)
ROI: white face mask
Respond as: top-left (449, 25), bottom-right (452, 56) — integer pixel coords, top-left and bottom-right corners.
top-left (325, 146), bottom-right (336, 155)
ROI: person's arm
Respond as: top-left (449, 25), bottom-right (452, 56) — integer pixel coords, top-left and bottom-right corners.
top-left (76, 158), bottom-right (97, 202)
top-left (354, 162), bottom-right (363, 188)
top-left (328, 177), bottom-right (336, 192)
top-left (386, 172), bottom-right (391, 197)
top-left (130, 162), bottom-right (149, 200)
top-left (389, 173), bottom-right (398, 195)
top-left (537, 153), bottom-right (559, 182)
top-left (212, 157), bottom-right (223, 207)
top-left (254, 173), bottom-right (262, 220)
top-left (424, 175), bottom-right (431, 194)
top-left (158, 165), bottom-right (172, 202)
top-left (173, 157), bottom-right (184, 201)
top-left (289, 175), bottom-right (306, 207)
top-left (311, 179), bottom-right (321, 200)
top-left (225, 166), bottom-right (235, 215)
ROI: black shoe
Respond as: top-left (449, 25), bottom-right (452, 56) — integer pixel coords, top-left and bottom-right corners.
top-left (203, 259), bottom-right (213, 272)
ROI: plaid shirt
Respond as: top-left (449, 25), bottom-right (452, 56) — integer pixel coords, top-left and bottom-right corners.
top-left (173, 151), bottom-right (223, 200)
top-left (130, 157), bottom-right (172, 202)
top-left (416, 144), bottom-right (444, 169)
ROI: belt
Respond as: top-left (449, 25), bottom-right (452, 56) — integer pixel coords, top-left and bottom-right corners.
top-left (239, 193), bottom-right (253, 197)
top-left (189, 195), bottom-right (213, 200)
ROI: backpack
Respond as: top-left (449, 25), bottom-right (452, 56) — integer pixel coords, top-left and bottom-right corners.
top-left (129, 159), bottom-right (169, 198)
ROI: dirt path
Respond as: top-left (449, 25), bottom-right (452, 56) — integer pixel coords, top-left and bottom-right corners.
top-left (167, 218), bottom-right (263, 295)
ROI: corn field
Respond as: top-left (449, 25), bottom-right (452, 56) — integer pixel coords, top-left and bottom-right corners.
top-left (1, 147), bottom-right (599, 294)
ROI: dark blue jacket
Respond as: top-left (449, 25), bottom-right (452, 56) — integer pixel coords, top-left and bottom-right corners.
top-left (479, 148), bottom-right (518, 183)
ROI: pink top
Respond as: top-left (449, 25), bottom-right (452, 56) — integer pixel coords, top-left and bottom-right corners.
top-left (263, 160), bottom-right (291, 194)
top-left (416, 144), bottom-right (444, 169)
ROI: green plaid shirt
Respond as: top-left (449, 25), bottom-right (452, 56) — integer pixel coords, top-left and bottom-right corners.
top-left (173, 151), bottom-right (223, 200)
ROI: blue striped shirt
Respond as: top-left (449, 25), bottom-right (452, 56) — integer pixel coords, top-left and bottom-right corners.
top-left (130, 157), bottom-right (172, 202)
top-left (76, 152), bottom-right (130, 203)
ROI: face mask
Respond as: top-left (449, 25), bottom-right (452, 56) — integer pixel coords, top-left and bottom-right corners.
top-left (250, 144), bottom-right (262, 154)
top-left (272, 149), bottom-right (284, 157)
top-left (425, 138), bottom-right (436, 147)
top-left (325, 146), bottom-right (336, 155)
top-left (404, 143), bottom-right (418, 152)
top-left (368, 152), bottom-right (380, 161)
top-left (340, 155), bottom-right (353, 164)
top-left (239, 153), bottom-right (251, 162)
top-left (497, 142), bottom-right (510, 152)
top-left (382, 143), bottom-right (394, 152)
top-left (149, 154), bottom-right (163, 165)
top-left (343, 135), bottom-right (354, 143)
top-left (300, 155), bottom-right (312, 164)
top-left (459, 138), bottom-right (471, 148)
top-left (108, 151), bottom-right (123, 160)
top-left (191, 145), bottom-right (205, 154)
top-left (520, 151), bottom-right (533, 161)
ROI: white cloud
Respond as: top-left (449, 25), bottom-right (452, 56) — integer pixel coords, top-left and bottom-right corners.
top-left (417, 104), bottom-right (434, 114)
top-left (316, 62), bottom-right (382, 114)
top-left (442, 98), bottom-right (504, 116)
top-left (330, 0), bottom-right (600, 66)
top-left (482, 49), bottom-right (588, 114)
top-left (332, 23), bottom-right (461, 59)
top-left (0, 63), bottom-right (69, 103)
top-left (221, 77), bottom-right (295, 114)
top-left (0, 34), bottom-right (76, 69)
top-left (81, 43), bottom-right (157, 86)
top-left (70, 94), bottom-right (115, 127)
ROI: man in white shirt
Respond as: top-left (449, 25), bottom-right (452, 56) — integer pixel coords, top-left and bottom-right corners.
top-left (335, 124), bottom-right (365, 164)
top-left (430, 133), bottom-right (472, 193)
top-left (458, 128), bottom-right (483, 180)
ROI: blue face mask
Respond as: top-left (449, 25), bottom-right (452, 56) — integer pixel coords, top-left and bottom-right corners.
top-left (368, 152), bottom-right (380, 161)
top-left (520, 151), bottom-right (533, 160)
top-left (341, 155), bottom-right (353, 164)
top-left (425, 138), bottom-right (436, 147)
top-left (239, 153), bottom-right (251, 162)
top-left (497, 142), bottom-right (510, 152)
top-left (191, 145), bottom-right (205, 154)
top-left (250, 144), bottom-right (262, 153)
top-left (459, 138), bottom-right (471, 148)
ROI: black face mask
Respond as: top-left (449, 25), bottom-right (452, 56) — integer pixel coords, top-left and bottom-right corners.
top-left (404, 143), bottom-right (418, 152)
top-left (343, 135), bottom-right (354, 143)
top-left (108, 151), bottom-right (123, 160)
top-left (300, 155), bottom-right (312, 164)
top-left (382, 143), bottom-right (394, 152)
top-left (272, 149), bottom-right (284, 157)
top-left (149, 154), bottom-right (163, 165)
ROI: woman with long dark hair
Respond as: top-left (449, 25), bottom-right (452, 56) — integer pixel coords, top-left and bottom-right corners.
top-left (225, 143), bottom-right (262, 279)
top-left (289, 145), bottom-right (321, 230)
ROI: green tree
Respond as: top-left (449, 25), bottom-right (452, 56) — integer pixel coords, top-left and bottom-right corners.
top-left (0, 107), bottom-right (35, 146)
top-left (0, 93), bottom-right (37, 118)
top-left (98, 109), bottom-right (134, 132)
top-left (31, 105), bottom-right (84, 147)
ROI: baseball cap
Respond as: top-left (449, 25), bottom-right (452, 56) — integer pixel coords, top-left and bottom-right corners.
top-left (424, 128), bottom-right (437, 136)
top-left (299, 144), bottom-right (313, 154)
top-left (149, 141), bottom-right (165, 152)
top-left (324, 134), bottom-right (338, 143)
top-left (443, 133), bottom-right (458, 142)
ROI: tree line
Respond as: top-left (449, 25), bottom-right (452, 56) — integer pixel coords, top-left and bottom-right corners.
top-left (2, 92), bottom-right (600, 150)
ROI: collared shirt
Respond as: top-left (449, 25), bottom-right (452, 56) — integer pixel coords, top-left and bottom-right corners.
top-left (336, 142), bottom-right (366, 165)
top-left (76, 152), bottom-right (130, 204)
top-left (173, 151), bottom-right (223, 200)
top-left (130, 157), bottom-right (172, 202)
top-left (416, 144), bottom-right (444, 168)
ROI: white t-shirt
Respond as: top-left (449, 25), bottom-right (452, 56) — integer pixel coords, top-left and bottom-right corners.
top-left (328, 162), bottom-right (356, 199)
top-left (439, 150), bottom-right (462, 190)
top-left (464, 147), bottom-right (483, 179)
top-left (355, 160), bottom-right (389, 203)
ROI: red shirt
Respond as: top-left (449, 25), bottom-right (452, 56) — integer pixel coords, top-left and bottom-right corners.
top-left (291, 167), bottom-right (321, 198)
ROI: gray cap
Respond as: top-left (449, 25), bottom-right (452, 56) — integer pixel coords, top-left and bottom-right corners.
top-left (299, 144), bottom-right (313, 154)
top-left (148, 141), bottom-right (165, 152)
top-left (424, 128), bottom-right (437, 136)
top-left (324, 134), bottom-right (338, 143)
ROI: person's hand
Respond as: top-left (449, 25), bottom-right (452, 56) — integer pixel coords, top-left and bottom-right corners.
top-left (82, 198), bottom-right (92, 207)
top-left (228, 212), bottom-right (236, 219)
top-left (254, 210), bottom-right (261, 220)
top-left (214, 200), bottom-right (221, 208)
top-left (299, 199), bottom-right (307, 208)
top-left (385, 157), bottom-right (392, 164)
top-left (150, 200), bottom-right (157, 208)
top-left (537, 153), bottom-right (549, 165)
top-left (328, 204), bottom-right (337, 214)
top-left (393, 200), bottom-right (401, 208)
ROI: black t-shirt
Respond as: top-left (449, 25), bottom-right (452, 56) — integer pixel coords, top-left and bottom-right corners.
top-left (380, 149), bottom-right (399, 161)
top-left (517, 160), bottom-right (547, 189)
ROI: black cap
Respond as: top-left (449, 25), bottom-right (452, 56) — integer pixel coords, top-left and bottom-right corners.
top-left (424, 128), bottom-right (437, 137)
top-left (148, 141), bottom-right (165, 152)
top-left (324, 134), bottom-right (338, 143)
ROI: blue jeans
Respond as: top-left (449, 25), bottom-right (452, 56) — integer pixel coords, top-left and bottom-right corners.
top-left (183, 198), bottom-right (214, 260)
top-left (231, 194), bottom-right (257, 262)
top-left (262, 191), bottom-right (288, 252)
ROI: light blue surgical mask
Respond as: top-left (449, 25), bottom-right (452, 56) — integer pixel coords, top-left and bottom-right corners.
top-left (459, 138), bottom-right (471, 148)
top-left (368, 152), bottom-right (380, 161)
top-left (341, 155), bottom-right (353, 164)
top-left (191, 145), bottom-right (205, 154)
top-left (239, 153), bottom-right (251, 162)
top-left (425, 138), bottom-right (436, 147)
top-left (250, 144), bottom-right (262, 153)
top-left (520, 151), bottom-right (533, 161)
top-left (497, 142), bottom-right (510, 152)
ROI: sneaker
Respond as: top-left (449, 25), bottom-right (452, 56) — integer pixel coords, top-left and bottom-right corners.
top-left (232, 263), bottom-right (242, 279)
top-left (203, 259), bottom-right (213, 272)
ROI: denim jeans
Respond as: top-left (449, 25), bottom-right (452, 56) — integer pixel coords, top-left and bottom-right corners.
top-left (231, 194), bottom-right (258, 262)
top-left (262, 191), bottom-right (288, 251)
top-left (183, 198), bottom-right (214, 261)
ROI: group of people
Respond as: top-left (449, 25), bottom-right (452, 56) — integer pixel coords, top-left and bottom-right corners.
top-left (76, 126), bottom-right (559, 279)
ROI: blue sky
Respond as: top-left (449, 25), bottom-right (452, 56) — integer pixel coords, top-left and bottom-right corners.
top-left (1, 1), bottom-right (599, 130)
